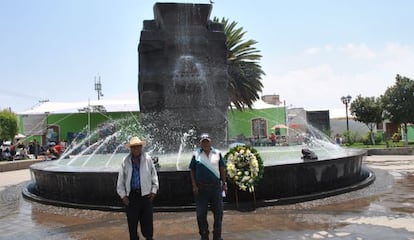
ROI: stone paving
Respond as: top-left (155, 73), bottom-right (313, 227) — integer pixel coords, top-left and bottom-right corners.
top-left (0, 155), bottom-right (413, 239)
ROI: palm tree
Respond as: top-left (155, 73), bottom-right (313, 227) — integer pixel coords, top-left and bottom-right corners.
top-left (213, 17), bottom-right (265, 110)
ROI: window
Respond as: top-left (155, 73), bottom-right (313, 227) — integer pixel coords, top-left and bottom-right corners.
top-left (377, 122), bottom-right (384, 130)
top-left (251, 118), bottom-right (267, 138)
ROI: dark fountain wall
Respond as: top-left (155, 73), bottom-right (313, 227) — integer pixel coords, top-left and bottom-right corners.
top-left (26, 152), bottom-right (373, 211)
top-left (138, 3), bottom-right (230, 150)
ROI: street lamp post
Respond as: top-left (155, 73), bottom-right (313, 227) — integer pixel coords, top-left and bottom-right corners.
top-left (341, 95), bottom-right (352, 133)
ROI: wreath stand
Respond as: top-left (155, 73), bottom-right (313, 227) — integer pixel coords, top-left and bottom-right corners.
top-left (234, 189), bottom-right (256, 210)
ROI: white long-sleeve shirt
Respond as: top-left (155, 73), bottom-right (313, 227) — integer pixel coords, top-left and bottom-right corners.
top-left (116, 152), bottom-right (159, 198)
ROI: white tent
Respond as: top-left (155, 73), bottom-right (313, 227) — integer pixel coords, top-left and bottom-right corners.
top-left (14, 133), bottom-right (26, 139)
top-left (19, 98), bottom-right (139, 114)
top-left (230, 99), bottom-right (283, 110)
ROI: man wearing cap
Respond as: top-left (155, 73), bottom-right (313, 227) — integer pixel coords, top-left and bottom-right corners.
top-left (189, 133), bottom-right (227, 240)
top-left (117, 136), bottom-right (159, 240)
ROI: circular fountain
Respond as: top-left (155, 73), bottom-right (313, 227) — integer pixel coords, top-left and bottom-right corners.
top-left (23, 3), bottom-right (374, 211)
top-left (23, 122), bottom-right (374, 211)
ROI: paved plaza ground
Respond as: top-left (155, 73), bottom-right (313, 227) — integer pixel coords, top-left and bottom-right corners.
top-left (0, 155), bottom-right (413, 239)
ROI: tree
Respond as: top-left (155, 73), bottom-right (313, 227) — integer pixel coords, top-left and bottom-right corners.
top-left (213, 17), bottom-right (265, 110)
top-left (0, 109), bottom-right (18, 142)
top-left (349, 95), bottom-right (383, 144)
top-left (381, 74), bottom-right (414, 146)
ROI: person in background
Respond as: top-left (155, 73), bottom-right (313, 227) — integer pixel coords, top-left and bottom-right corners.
top-left (28, 141), bottom-right (35, 155)
top-left (335, 133), bottom-right (342, 145)
top-left (9, 144), bottom-right (16, 159)
top-left (54, 142), bottom-right (62, 155)
top-left (60, 139), bottom-right (67, 153)
top-left (269, 132), bottom-right (276, 146)
top-left (45, 142), bottom-right (60, 160)
top-left (189, 133), bottom-right (227, 240)
top-left (3, 148), bottom-right (11, 161)
top-left (33, 139), bottom-right (40, 159)
top-left (117, 136), bottom-right (159, 240)
top-left (18, 146), bottom-right (28, 159)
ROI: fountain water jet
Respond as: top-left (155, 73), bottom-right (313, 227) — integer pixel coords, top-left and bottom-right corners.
top-left (23, 3), bottom-right (374, 211)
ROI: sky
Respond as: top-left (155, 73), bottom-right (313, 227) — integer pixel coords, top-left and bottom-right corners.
top-left (1, 0), bottom-right (413, 114)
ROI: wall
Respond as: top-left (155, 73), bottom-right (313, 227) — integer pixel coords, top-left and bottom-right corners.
top-left (20, 111), bottom-right (140, 145)
top-left (227, 107), bottom-right (286, 140)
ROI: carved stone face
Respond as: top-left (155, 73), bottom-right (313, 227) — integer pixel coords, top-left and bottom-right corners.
top-left (138, 3), bottom-right (229, 151)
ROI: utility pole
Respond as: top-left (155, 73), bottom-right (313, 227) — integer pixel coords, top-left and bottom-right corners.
top-left (94, 74), bottom-right (104, 100)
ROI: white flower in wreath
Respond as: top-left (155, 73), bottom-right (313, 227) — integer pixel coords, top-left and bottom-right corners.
top-left (225, 145), bottom-right (264, 193)
top-left (227, 163), bottom-right (236, 177)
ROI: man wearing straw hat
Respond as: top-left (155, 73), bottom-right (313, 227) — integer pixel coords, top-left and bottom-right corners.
top-left (117, 136), bottom-right (159, 240)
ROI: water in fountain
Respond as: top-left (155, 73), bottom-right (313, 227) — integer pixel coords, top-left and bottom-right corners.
top-left (43, 113), bottom-right (201, 172)
top-left (47, 112), bottom-right (358, 173)
top-left (47, 116), bottom-right (140, 170)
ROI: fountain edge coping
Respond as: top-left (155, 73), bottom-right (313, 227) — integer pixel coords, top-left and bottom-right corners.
top-left (0, 159), bottom-right (44, 172)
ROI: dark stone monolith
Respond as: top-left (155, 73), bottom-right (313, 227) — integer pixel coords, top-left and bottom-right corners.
top-left (138, 3), bottom-right (229, 151)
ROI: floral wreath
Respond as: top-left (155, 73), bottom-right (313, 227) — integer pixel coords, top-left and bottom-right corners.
top-left (224, 145), bottom-right (264, 193)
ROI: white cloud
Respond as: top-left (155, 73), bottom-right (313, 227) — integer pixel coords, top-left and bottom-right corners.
top-left (304, 45), bottom-right (333, 55)
top-left (380, 43), bottom-right (414, 76)
top-left (339, 43), bottom-right (377, 59)
top-left (324, 45), bottom-right (333, 52)
top-left (304, 47), bottom-right (320, 55)
top-left (262, 42), bottom-right (414, 112)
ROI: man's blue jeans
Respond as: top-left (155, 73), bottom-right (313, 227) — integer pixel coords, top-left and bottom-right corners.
top-left (195, 183), bottom-right (223, 240)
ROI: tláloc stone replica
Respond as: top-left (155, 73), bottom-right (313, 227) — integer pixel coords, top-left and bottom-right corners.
top-left (138, 3), bottom-right (229, 151)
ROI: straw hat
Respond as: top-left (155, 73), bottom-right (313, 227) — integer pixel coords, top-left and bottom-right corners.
top-left (125, 136), bottom-right (146, 148)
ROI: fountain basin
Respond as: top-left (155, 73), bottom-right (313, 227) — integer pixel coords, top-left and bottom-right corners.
top-left (23, 149), bottom-right (374, 211)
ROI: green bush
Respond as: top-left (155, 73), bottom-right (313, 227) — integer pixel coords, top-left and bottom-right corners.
top-left (362, 132), bottom-right (383, 145)
top-left (343, 131), bottom-right (358, 145)
top-left (375, 134), bottom-right (383, 144)
top-left (362, 135), bottom-right (370, 145)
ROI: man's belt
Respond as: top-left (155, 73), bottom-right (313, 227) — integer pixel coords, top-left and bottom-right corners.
top-left (197, 182), bottom-right (220, 186)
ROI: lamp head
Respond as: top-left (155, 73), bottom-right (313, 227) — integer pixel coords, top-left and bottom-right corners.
top-left (341, 95), bottom-right (352, 104)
